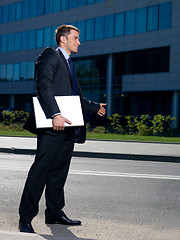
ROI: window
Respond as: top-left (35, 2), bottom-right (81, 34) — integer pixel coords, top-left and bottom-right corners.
top-left (86, 19), bottom-right (95, 41)
top-left (29, 0), bottom-right (37, 17)
top-left (159, 2), bottom-right (172, 29)
top-left (9, 4), bottom-right (16, 22)
top-left (22, 0), bottom-right (30, 19)
top-left (87, 0), bottom-right (95, 3)
top-left (13, 64), bottom-right (20, 81)
top-left (61, 0), bottom-right (68, 10)
top-left (7, 64), bottom-right (13, 81)
top-left (104, 15), bottom-right (114, 38)
top-left (37, 29), bottom-right (44, 48)
top-left (44, 27), bottom-right (52, 47)
top-left (52, 26), bottom-right (58, 46)
top-left (45, 0), bottom-right (53, 14)
top-left (95, 17), bottom-right (104, 40)
top-left (27, 62), bottom-right (35, 80)
top-left (77, 0), bottom-right (86, 6)
top-left (1, 35), bottom-right (8, 53)
top-left (0, 65), bottom-right (7, 81)
top-left (52, 0), bottom-right (61, 12)
top-left (22, 31), bottom-right (29, 50)
top-left (15, 33), bottom-right (21, 51)
top-left (0, 7), bottom-right (2, 24)
top-left (16, 2), bottom-right (23, 20)
top-left (7, 34), bottom-right (14, 52)
top-left (77, 21), bottom-right (85, 42)
top-left (147, 5), bottom-right (158, 31)
top-left (115, 13), bottom-right (124, 36)
top-left (69, 0), bottom-right (77, 8)
top-left (2, 5), bottom-right (8, 23)
top-left (37, 0), bottom-right (45, 16)
top-left (136, 8), bottom-right (147, 33)
top-left (125, 10), bottom-right (136, 35)
top-left (29, 30), bottom-right (36, 49)
top-left (20, 62), bottom-right (27, 81)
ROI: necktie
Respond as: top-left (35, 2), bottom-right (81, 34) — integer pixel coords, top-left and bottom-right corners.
top-left (68, 58), bottom-right (79, 95)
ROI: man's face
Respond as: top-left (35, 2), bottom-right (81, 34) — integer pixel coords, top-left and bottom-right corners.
top-left (63, 29), bottom-right (80, 55)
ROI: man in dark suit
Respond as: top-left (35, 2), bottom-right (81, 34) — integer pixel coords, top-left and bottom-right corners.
top-left (18, 25), bottom-right (106, 233)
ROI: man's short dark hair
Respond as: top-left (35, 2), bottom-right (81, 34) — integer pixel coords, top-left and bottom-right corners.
top-left (55, 25), bottom-right (80, 46)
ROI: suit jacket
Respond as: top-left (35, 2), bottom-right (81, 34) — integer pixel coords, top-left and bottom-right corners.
top-left (24, 47), bottom-right (100, 143)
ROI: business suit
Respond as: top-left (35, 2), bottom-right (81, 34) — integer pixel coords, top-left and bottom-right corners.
top-left (19, 47), bottom-right (100, 224)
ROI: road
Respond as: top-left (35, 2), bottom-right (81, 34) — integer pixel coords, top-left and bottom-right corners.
top-left (0, 153), bottom-right (180, 240)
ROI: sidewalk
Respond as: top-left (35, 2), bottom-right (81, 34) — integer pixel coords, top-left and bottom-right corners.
top-left (0, 136), bottom-right (180, 162)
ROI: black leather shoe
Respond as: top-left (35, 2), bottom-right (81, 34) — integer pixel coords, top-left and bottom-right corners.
top-left (19, 221), bottom-right (35, 233)
top-left (45, 213), bottom-right (81, 226)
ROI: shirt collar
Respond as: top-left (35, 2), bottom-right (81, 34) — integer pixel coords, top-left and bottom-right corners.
top-left (58, 47), bottom-right (70, 61)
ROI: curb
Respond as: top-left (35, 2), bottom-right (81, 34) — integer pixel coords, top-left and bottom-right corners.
top-left (0, 148), bottom-right (180, 163)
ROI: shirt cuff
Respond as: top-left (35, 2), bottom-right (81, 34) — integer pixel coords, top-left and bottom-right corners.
top-left (52, 112), bottom-right (61, 118)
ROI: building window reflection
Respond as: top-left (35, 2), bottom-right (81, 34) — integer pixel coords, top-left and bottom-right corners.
top-left (147, 5), bottom-right (158, 31)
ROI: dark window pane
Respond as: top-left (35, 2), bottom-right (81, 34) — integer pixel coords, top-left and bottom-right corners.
top-left (147, 5), bottom-right (158, 31)
top-left (2, 5), bottom-right (8, 23)
top-left (136, 8), bottom-right (147, 33)
top-left (22, 0), bottom-right (30, 19)
top-left (15, 32), bottom-right (21, 51)
top-left (30, 0), bottom-right (37, 17)
top-left (125, 10), bottom-right (135, 35)
top-left (86, 19), bottom-right (95, 41)
top-left (87, 0), bottom-right (95, 3)
top-left (52, 26), bottom-right (58, 46)
top-left (7, 64), bottom-right (13, 81)
top-left (52, 0), bottom-right (61, 12)
top-left (95, 16), bottom-right (104, 40)
top-left (13, 64), bottom-right (20, 81)
top-left (37, 0), bottom-right (45, 15)
top-left (16, 2), bottom-right (23, 20)
top-left (9, 4), bottom-right (16, 22)
top-left (22, 31), bottom-right (29, 50)
top-left (69, 0), bottom-right (77, 8)
top-left (78, 0), bottom-right (86, 6)
top-left (29, 30), bottom-right (36, 49)
top-left (37, 29), bottom-right (44, 48)
top-left (7, 34), bottom-right (14, 52)
top-left (104, 15), bottom-right (114, 38)
top-left (44, 27), bottom-right (52, 47)
top-left (0, 65), bottom-right (7, 81)
top-left (1, 35), bottom-right (8, 53)
top-left (45, 0), bottom-right (53, 14)
top-left (157, 47), bottom-right (169, 72)
top-left (27, 62), bottom-right (35, 80)
top-left (159, 2), bottom-right (172, 29)
top-left (0, 7), bottom-right (2, 24)
top-left (77, 21), bottom-right (85, 42)
top-left (20, 62), bottom-right (27, 81)
top-left (61, 0), bottom-right (68, 10)
top-left (115, 13), bottom-right (124, 36)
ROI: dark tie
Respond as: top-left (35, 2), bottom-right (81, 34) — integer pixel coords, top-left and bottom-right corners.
top-left (68, 58), bottom-right (79, 95)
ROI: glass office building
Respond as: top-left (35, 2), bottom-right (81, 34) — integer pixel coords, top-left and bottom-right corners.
top-left (0, 0), bottom-right (179, 126)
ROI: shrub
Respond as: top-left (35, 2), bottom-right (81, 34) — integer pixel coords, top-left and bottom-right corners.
top-left (2, 110), bottom-right (29, 125)
top-left (151, 114), bottom-right (174, 136)
top-left (125, 116), bottom-right (137, 135)
top-left (134, 115), bottom-right (153, 136)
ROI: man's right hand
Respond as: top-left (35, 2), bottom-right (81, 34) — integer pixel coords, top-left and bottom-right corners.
top-left (52, 114), bottom-right (72, 131)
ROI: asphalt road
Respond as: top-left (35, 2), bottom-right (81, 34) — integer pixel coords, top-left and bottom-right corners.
top-left (0, 153), bottom-right (180, 240)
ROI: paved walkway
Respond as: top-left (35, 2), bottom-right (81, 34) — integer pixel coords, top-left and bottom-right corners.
top-left (0, 136), bottom-right (180, 162)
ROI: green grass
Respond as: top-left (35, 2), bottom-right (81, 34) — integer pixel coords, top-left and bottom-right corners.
top-left (0, 130), bottom-right (180, 143)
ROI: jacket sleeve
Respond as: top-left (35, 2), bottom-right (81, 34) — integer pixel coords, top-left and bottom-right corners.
top-left (36, 47), bottom-right (60, 118)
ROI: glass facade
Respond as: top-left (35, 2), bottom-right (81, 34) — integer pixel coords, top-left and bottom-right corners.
top-left (0, 62), bottom-right (35, 82)
top-left (0, 0), bottom-right (106, 24)
top-left (0, 2), bottom-right (172, 53)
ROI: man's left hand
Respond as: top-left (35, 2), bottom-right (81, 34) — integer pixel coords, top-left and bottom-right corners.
top-left (97, 103), bottom-right (107, 116)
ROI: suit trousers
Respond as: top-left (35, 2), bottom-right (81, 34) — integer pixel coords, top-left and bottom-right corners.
top-left (19, 127), bottom-right (75, 223)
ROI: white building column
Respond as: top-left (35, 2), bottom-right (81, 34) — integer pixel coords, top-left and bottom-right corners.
top-left (106, 54), bottom-right (113, 116)
top-left (171, 91), bottom-right (180, 128)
